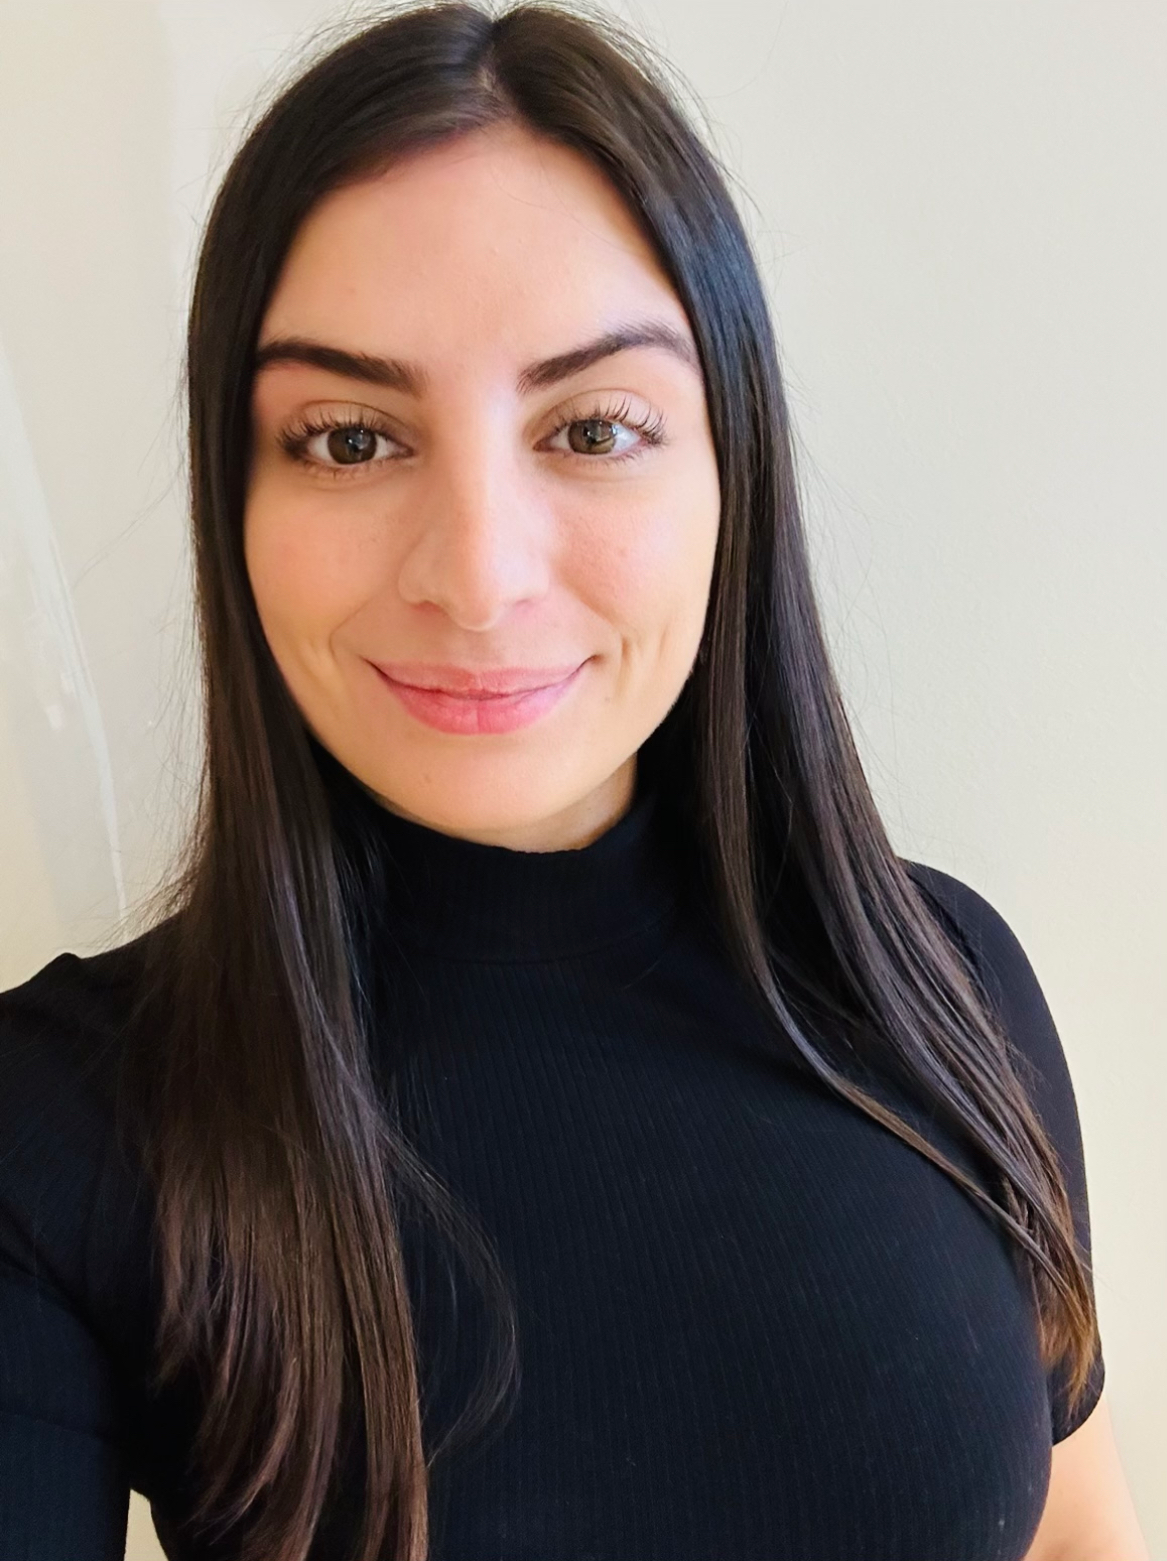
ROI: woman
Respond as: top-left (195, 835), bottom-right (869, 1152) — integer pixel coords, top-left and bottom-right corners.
top-left (0, 3), bottom-right (1148, 1559)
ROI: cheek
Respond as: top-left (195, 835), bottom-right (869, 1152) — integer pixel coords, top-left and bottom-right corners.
top-left (573, 476), bottom-right (719, 651)
top-left (244, 496), bottom-right (387, 658)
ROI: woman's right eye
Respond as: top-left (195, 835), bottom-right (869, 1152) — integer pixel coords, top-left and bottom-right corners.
top-left (279, 418), bottom-right (402, 477)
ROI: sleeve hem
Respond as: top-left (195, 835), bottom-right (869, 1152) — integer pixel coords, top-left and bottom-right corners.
top-left (1052, 1356), bottom-right (1106, 1444)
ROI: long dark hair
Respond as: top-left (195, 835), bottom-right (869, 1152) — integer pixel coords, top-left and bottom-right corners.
top-left (116, 4), bottom-right (1099, 1558)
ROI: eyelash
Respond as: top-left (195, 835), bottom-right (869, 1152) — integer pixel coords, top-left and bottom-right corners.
top-left (276, 395), bottom-right (667, 481)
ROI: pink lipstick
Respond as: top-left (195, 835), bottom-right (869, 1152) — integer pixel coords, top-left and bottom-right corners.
top-left (370, 660), bottom-right (588, 735)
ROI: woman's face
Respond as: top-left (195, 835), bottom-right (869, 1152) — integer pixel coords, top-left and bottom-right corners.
top-left (246, 122), bottom-right (721, 850)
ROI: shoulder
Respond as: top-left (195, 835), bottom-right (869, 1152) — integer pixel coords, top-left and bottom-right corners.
top-left (0, 925), bottom-right (159, 1018)
top-left (0, 929), bottom-right (165, 1306)
top-left (0, 929), bottom-right (160, 1113)
top-left (900, 859), bottom-right (1087, 1194)
top-left (901, 859), bottom-right (1047, 1029)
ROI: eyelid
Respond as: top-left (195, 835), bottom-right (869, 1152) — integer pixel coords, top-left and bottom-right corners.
top-left (274, 402), bottom-right (404, 467)
top-left (277, 399), bottom-right (403, 437)
top-left (539, 386), bottom-right (655, 423)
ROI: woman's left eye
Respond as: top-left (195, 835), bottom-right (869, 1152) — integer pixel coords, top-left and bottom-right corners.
top-left (543, 397), bottom-right (666, 465)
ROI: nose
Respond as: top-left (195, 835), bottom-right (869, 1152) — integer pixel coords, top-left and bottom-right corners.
top-left (394, 432), bottom-right (552, 634)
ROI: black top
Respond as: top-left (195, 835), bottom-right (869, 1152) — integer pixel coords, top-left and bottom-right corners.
top-left (0, 770), bottom-right (1104, 1561)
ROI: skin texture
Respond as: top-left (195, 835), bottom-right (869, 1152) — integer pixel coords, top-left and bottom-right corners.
top-left (243, 121), bottom-right (1148, 1556)
top-left (1023, 1396), bottom-right (1150, 1561)
top-left (245, 122), bottom-right (720, 852)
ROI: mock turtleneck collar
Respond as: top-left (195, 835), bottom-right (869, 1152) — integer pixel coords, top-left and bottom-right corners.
top-left (319, 748), bottom-right (686, 963)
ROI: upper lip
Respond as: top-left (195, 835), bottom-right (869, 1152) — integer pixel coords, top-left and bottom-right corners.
top-left (371, 660), bottom-right (586, 696)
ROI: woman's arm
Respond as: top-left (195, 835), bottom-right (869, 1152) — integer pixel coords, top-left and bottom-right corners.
top-left (1023, 1393), bottom-right (1149, 1561)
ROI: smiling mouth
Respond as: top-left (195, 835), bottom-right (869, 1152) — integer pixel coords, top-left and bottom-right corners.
top-left (369, 659), bottom-right (588, 734)
top-left (369, 660), bottom-right (588, 697)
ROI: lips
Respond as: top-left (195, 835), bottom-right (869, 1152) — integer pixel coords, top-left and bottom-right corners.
top-left (371, 659), bottom-right (587, 735)
top-left (370, 661), bottom-right (586, 697)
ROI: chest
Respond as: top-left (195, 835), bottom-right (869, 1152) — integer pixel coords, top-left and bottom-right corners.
top-left (382, 949), bottom-right (1055, 1561)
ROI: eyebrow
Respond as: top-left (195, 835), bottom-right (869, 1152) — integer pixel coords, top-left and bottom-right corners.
top-left (252, 319), bottom-right (701, 397)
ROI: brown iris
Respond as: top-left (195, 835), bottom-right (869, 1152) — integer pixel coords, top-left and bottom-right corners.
top-left (567, 418), bottom-right (619, 455)
top-left (327, 426), bottom-right (379, 464)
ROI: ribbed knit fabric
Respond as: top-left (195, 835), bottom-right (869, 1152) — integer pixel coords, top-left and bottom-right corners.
top-left (0, 768), bottom-right (1104, 1561)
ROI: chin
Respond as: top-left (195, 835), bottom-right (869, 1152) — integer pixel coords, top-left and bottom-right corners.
top-left (353, 761), bottom-right (557, 828)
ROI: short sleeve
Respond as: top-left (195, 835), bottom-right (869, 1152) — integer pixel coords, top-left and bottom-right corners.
top-left (903, 861), bottom-right (1107, 1443)
top-left (0, 957), bottom-right (134, 1558)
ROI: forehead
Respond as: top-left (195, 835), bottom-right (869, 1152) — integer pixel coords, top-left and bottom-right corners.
top-left (260, 124), bottom-right (689, 366)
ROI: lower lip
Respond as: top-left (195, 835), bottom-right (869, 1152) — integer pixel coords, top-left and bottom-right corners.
top-left (373, 662), bottom-right (588, 734)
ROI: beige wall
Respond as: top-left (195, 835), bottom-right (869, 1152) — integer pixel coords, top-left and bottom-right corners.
top-left (1, 3), bottom-right (1162, 1556)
